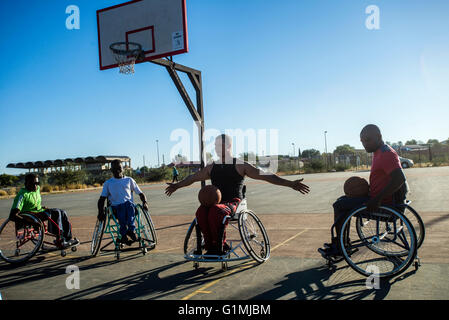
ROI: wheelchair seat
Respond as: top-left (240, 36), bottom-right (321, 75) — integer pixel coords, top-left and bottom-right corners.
top-left (228, 198), bottom-right (248, 222)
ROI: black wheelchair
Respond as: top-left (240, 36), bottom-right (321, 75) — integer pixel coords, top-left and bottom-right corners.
top-left (90, 203), bottom-right (157, 260)
top-left (184, 188), bottom-right (270, 271)
top-left (0, 211), bottom-right (79, 264)
top-left (323, 200), bottom-right (425, 279)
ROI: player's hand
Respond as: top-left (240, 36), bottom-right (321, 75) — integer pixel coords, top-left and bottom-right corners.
top-left (97, 209), bottom-right (106, 221)
top-left (142, 202), bottom-right (149, 211)
top-left (165, 183), bottom-right (179, 196)
top-left (291, 178), bottom-right (310, 194)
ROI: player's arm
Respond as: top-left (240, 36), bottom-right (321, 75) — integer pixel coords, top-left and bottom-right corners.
top-left (97, 196), bottom-right (107, 220)
top-left (138, 192), bottom-right (149, 211)
top-left (9, 193), bottom-right (24, 221)
top-left (366, 168), bottom-right (406, 211)
top-left (165, 165), bottom-right (212, 196)
top-left (129, 178), bottom-right (149, 211)
top-left (243, 162), bottom-right (310, 194)
top-left (9, 208), bottom-right (22, 222)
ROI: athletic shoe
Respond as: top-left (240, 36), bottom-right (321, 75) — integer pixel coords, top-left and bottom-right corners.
top-left (118, 235), bottom-right (130, 245)
top-left (221, 242), bottom-right (231, 255)
top-left (126, 230), bottom-right (138, 242)
top-left (318, 244), bottom-right (342, 259)
top-left (62, 238), bottom-right (79, 248)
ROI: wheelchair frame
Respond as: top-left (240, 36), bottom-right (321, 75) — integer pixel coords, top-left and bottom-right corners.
top-left (0, 212), bottom-right (78, 264)
top-left (324, 201), bottom-right (424, 278)
top-left (90, 203), bottom-right (157, 260)
top-left (183, 199), bottom-right (270, 271)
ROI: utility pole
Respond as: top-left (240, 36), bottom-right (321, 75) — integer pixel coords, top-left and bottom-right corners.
top-left (324, 131), bottom-right (328, 170)
top-left (156, 139), bottom-right (160, 167)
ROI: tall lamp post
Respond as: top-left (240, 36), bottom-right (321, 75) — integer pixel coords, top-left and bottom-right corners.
top-left (156, 139), bottom-right (160, 167)
top-left (324, 131), bottom-right (328, 170)
top-left (292, 143), bottom-right (295, 157)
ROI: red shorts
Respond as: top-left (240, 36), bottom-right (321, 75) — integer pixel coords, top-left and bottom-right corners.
top-left (195, 198), bottom-right (241, 250)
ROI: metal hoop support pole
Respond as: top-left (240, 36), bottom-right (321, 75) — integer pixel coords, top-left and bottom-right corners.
top-left (150, 58), bottom-right (206, 187)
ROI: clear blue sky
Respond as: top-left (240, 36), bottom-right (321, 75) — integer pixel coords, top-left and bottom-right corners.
top-left (1, 0), bottom-right (448, 174)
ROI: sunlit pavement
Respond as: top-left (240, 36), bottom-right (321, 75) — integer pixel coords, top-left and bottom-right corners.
top-left (1, 166), bottom-right (449, 300)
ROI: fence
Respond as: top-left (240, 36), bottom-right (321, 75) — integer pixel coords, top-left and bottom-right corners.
top-left (398, 144), bottom-right (449, 166)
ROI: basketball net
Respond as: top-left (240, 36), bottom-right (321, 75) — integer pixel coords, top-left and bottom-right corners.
top-left (109, 42), bottom-right (144, 75)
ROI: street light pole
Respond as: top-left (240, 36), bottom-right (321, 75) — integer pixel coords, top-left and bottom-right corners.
top-left (292, 143), bottom-right (295, 158)
top-left (324, 131), bottom-right (328, 170)
top-left (156, 139), bottom-right (160, 167)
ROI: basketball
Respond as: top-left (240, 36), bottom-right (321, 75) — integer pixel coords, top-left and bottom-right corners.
top-left (344, 176), bottom-right (369, 198)
top-left (198, 185), bottom-right (222, 207)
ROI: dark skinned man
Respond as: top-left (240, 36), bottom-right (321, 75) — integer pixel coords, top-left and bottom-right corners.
top-left (165, 134), bottom-right (310, 255)
top-left (319, 124), bottom-right (408, 258)
top-left (98, 160), bottom-right (149, 245)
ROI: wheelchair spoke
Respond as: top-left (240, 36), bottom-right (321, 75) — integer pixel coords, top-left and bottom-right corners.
top-left (342, 206), bottom-right (417, 278)
top-left (0, 216), bottom-right (43, 264)
top-left (239, 211), bottom-right (270, 263)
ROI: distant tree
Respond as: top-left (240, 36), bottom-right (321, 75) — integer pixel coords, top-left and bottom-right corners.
top-left (140, 166), bottom-right (150, 174)
top-left (405, 139), bottom-right (417, 145)
top-left (301, 149), bottom-right (320, 159)
top-left (239, 152), bottom-right (258, 162)
top-left (427, 139), bottom-right (439, 145)
top-left (334, 144), bottom-right (356, 155)
top-left (0, 174), bottom-right (19, 187)
top-left (173, 154), bottom-right (188, 164)
top-left (50, 166), bottom-right (87, 186)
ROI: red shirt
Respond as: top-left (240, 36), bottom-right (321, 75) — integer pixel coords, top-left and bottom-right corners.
top-left (369, 144), bottom-right (402, 204)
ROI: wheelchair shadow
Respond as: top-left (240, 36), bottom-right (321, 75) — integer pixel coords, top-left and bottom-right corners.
top-left (0, 252), bottom-right (145, 290)
top-left (248, 263), bottom-right (418, 300)
top-left (58, 260), bottom-right (260, 300)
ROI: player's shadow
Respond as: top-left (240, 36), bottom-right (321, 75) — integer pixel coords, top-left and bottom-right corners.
top-left (0, 251), bottom-right (147, 289)
top-left (249, 265), bottom-right (418, 300)
top-left (58, 260), bottom-right (259, 300)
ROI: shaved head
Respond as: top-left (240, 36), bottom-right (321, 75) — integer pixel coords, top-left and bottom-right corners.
top-left (361, 124), bottom-right (381, 137)
top-left (360, 124), bottom-right (383, 153)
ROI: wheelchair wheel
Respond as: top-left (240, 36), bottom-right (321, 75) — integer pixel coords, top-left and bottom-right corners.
top-left (356, 205), bottom-right (425, 257)
top-left (238, 210), bottom-right (270, 263)
top-left (184, 219), bottom-right (204, 257)
top-left (136, 204), bottom-right (157, 250)
top-left (91, 217), bottom-right (106, 257)
top-left (340, 206), bottom-right (417, 278)
top-left (0, 214), bottom-right (44, 264)
top-left (400, 204), bottom-right (425, 250)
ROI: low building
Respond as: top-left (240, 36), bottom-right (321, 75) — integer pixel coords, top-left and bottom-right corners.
top-left (6, 156), bottom-right (131, 173)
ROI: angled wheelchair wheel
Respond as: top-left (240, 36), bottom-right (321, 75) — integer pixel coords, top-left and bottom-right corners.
top-left (184, 219), bottom-right (204, 257)
top-left (91, 217), bottom-right (106, 257)
top-left (136, 204), bottom-right (157, 250)
top-left (238, 210), bottom-right (270, 263)
top-left (400, 204), bottom-right (425, 250)
top-left (341, 206), bottom-right (417, 278)
top-left (0, 214), bottom-right (44, 264)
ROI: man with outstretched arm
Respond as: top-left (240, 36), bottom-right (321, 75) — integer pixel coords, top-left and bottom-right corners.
top-left (165, 134), bottom-right (310, 255)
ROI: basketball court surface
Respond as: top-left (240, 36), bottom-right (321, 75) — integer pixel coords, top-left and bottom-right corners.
top-left (1, 167), bottom-right (449, 300)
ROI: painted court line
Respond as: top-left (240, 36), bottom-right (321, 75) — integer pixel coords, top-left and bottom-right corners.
top-left (271, 229), bottom-right (309, 251)
top-left (181, 229), bottom-right (309, 300)
top-left (181, 262), bottom-right (255, 300)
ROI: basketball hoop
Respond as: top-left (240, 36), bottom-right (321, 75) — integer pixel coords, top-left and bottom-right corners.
top-left (109, 42), bottom-right (145, 74)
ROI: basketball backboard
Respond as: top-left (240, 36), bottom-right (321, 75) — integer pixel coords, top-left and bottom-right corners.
top-left (97, 0), bottom-right (188, 71)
